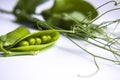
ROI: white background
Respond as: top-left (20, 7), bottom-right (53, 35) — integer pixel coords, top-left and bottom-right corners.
top-left (0, 0), bottom-right (120, 80)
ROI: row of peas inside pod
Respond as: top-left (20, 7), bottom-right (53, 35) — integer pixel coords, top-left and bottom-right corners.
top-left (18, 35), bottom-right (52, 46)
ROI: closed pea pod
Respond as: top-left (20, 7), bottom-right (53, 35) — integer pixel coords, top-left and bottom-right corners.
top-left (0, 26), bottom-right (59, 56)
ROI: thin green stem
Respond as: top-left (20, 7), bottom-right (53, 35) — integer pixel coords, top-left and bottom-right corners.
top-left (82, 0), bottom-right (119, 23)
top-left (98, 19), bottom-right (120, 29)
top-left (0, 42), bottom-right (11, 56)
top-left (94, 57), bottom-right (99, 69)
top-left (77, 57), bottom-right (99, 77)
top-left (87, 39), bottom-right (120, 55)
top-left (0, 9), bottom-right (12, 14)
top-left (57, 30), bottom-right (75, 34)
top-left (66, 36), bottom-right (119, 63)
top-left (90, 8), bottom-right (120, 24)
top-left (96, 0), bottom-right (119, 10)
top-left (110, 21), bottom-right (120, 36)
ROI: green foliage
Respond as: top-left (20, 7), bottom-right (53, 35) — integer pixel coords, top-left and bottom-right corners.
top-left (41, 0), bottom-right (98, 29)
top-left (13, 0), bottom-right (48, 22)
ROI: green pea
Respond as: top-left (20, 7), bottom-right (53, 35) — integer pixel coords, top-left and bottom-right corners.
top-left (19, 41), bottom-right (29, 46)
top-left (35, 37), bottom-right (41, 45)
top-left (47, 35), bottom-right (51, 42)
top-left (41, 35), bottom-right (48, 43)
top-left (28, 37), bottom-right (35, 45)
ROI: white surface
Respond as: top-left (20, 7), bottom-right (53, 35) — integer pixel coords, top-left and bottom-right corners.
top-left (0, 0), bottom-right (120, 80)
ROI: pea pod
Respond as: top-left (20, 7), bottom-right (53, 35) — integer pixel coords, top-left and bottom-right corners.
top-left (1, 26), bottom-right (30, 47)
top-left (0, 26), bottom-right (59, 56)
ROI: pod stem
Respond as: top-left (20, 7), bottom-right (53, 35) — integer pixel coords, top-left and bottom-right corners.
top-left (4, 51), bottom-right (38, 57)
top-left (0, 42), bottom-right (11, 56)
top-left (0, 44), bottom-right (37, 57)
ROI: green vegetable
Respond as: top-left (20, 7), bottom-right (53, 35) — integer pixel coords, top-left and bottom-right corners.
top-left (47, 35), bottom-right (52, 41)
top-left (28, 37), bottom-right (36, 45)
top-left (41, 0), bottom-right (98, 29)
top-left (35, 37), bottom-right (42, 45)
top-left (13, 0), bottom-right (48, 22)
top-left (1, 26), bottom-right (30, 47)
top-left (39, 0), bottom-right (100, 39)
top-left (42, 0), bottom-right (98, 20)
top-left (19, 41), bottom-right (30, 46)
top-left (0, 26), bottom-right (59, 56)
top-left (41, 35), bottom-right (52, 43)
top-left (11, 0), bottom-right (100, 40)
top-left (0, 0), bottom-right (120, 66)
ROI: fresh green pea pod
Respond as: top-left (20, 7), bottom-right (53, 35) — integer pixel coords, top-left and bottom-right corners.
top-left (9, 30), bottom-right (59, 51)
top-left (0, 26), bottom-right (59, 57)
top-left (2, 26), bottom-right (30, 47)
top-left (0, 26), bottom-right (30, 56)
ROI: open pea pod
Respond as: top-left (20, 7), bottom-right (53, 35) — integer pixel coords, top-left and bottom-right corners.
top-left (0, 26), bottom-right (59, 57)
